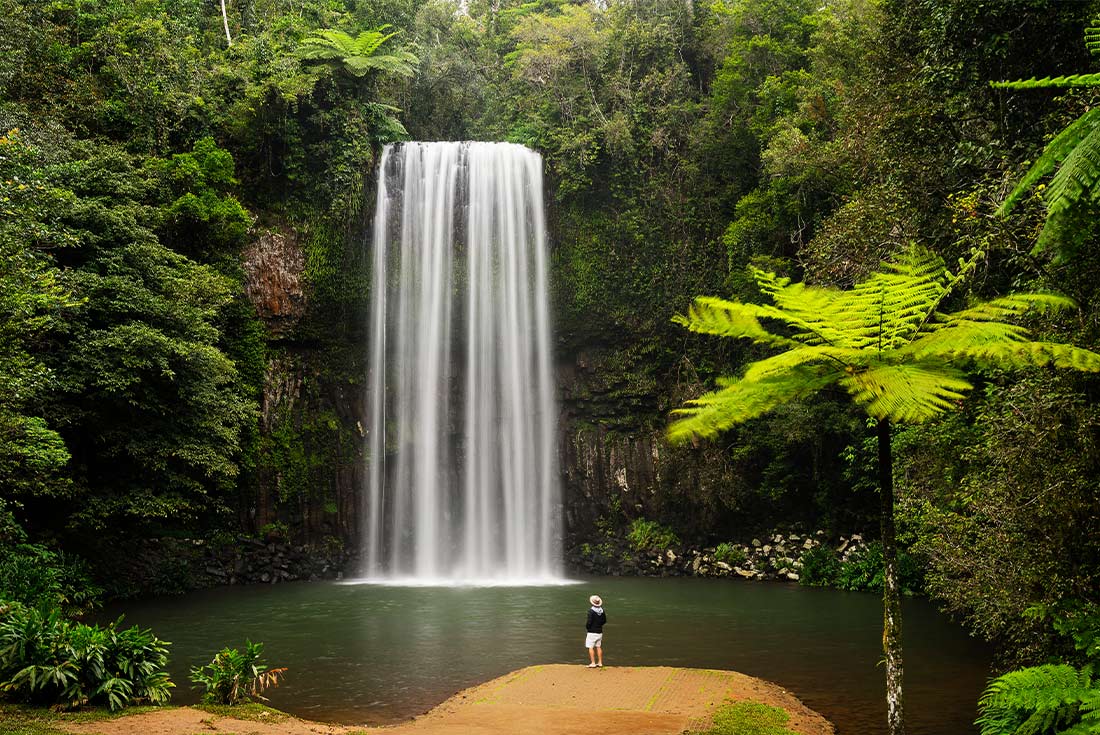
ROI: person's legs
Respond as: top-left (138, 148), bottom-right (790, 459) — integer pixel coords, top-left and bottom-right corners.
top-left (596, 640), bottom-right (603, 667)
top-left (588, 646), bottom-right (596, 666)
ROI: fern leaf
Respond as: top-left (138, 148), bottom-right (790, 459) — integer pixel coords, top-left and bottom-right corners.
top-left (991, 74), bottom-right (1100, 89)
top-left (667, 369), bottom-right (837, 443)
top-left (947, 293), bottom-right (1078, 322)
top-left (673, 297), bottom-right (800, 348)
top-left (999, 107), bottom-right (1100, 217)
top-left (741, 345), bottom-right (861, 381)
top-left (839, 362), bottom-right (973, 423)
top-left (1087, 18), bottom-right (1100, 58)
top-left (1044, 124), bottom-right (1100, 216)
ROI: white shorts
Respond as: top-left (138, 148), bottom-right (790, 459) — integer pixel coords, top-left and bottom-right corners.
top-left (585, 632), bottom-right (603, 648)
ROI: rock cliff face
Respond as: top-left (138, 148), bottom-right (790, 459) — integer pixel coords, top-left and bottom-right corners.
top-left (236, 218), bottom-right (740, 559)
top-left (241, 226), bottom-right (307, 336)
top-left (240, 221), bottom-right (365, 553)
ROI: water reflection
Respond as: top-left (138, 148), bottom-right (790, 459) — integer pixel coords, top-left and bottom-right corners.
top-left (106, 576), bottom-right (989, 734)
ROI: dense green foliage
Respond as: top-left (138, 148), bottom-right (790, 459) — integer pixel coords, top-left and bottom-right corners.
top-left (625, 518), bottom-right (680, 552)
top-left (2, 0), bottom-right (1100, 715)
top-left (798, 543), bottom-right (923, 596)
top-left (0, 0), bottom-right (416, 580)
top-left (190, 640), bottom-right (286, 706)
top-left (0, 603), bottom-right (172, 710)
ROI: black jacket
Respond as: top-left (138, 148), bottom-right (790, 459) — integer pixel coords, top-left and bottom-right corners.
top-left (586, 607), bottom-right (607, 633)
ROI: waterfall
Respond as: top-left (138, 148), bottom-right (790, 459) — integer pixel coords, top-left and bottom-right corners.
top-left (362, 142), bottom-right (562, 583)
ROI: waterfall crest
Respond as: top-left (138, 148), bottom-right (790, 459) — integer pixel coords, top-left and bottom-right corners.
top-left (362, 142), bottom-right (562, 583)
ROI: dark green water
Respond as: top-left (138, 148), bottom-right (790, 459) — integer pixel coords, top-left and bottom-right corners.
top-left (106, 577), bottom-right (989, 734)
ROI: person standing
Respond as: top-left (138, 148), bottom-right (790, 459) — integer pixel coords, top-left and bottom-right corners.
top-left (585, 594), bottom-right (606, 668)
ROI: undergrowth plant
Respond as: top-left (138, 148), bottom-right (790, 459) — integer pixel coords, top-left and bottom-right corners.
top-left (977, 603), bottom-right (1100, 735)
top-left (0, 602), bottom-right (173, 710)
top-left (626, 519), bottom-right (680, 552)
top-left (190, 640), bottom-right (286, 706)
top-left (714, 542), bottom-right (747, 566)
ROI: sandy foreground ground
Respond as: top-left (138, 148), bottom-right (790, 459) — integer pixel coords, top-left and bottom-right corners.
top-left (64, 665), bottom-right (834, 735)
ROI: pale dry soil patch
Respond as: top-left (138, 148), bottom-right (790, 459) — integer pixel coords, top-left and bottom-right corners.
top-left (63, 665), bottom-right (834, 735)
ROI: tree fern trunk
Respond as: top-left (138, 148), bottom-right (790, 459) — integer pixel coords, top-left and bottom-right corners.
top-left (878, 417), bottom-right (905, 735)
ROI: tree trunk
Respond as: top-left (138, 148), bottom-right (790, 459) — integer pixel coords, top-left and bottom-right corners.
top-left (878, 417), bottom-right (905, 735)
top-left (220, 0), bottom-right (233, 47)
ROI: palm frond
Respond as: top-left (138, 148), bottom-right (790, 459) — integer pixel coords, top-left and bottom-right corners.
top-left (998, 106), bottom-right (1100, 217)
top-left (668, 369), bottom-right (837, 443)
top-left (839, 362), bottom-right (972, 423)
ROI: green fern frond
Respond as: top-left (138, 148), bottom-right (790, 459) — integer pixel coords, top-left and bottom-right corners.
top-left (977, 664), bottom-right (1095, 735)
top-left (947, 293), bottom-right (1078, 322)
top-left (991, 74), bottom-right (1100, 89)
top-left (999, 107), bottom-right (1100, 217)
top-left (668, 369), bottom-right (837, 442)
top-left (673, 297), bottom-right (799, 348)
top-left (905, 319), bottom-right (1031, 360)
top-left (838, 362), bottom-right (972, 423)
top-left (1044, 123), bottom-right (1100, 215)
top-left (741, 346), bottom-right (859, 381)
top-left (1087, 17), bottom-right (1100, 57)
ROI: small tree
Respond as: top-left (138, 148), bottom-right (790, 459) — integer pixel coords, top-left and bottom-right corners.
top-left (669, 246), bottom-right (1100, 735)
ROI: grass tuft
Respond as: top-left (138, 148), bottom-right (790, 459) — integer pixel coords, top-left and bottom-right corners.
top-left (691, 700), bottom-right (799, 735)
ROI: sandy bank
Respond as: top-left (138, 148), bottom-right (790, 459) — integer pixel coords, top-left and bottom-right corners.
top-left (63, 664), bottom-right (834, 735)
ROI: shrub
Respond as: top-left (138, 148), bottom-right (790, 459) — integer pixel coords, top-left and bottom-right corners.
top-left (798, 542), bottom-right (923, 594)
top-left (0, 544), bottom-right (103, 615)
top-left (626, 519), bottom-right (679, 552)
top-left (836, 542), bottom-right (924, 595)
top-left (190, 641), bottom-right (286, 705)
top-left (714, 542), bottom-right (747, 566)
top-left (798, 546), bottom-right (841, 587)
top-left (0, 602), bottom-right (173, 710)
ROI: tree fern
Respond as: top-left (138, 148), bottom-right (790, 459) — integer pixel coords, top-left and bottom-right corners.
top-left (670, 244), bottom-right (1100, 735)
top-left (298, 27), bottom-right (419, 80)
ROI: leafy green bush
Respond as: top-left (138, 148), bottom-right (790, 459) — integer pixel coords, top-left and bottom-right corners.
top-left (626, 519), bottom-right (680, 552)
top-left (714, 542), bottom-right (747, 567)
top-left (190, 641), bottom-right (286, 705)
top-left (0, 544), bottom-right (103, 615)
top-left (798, 542), bottom-right (923, 594)
top-left (798, 546), bottom-right (842, 587)
top-left (0, 602), bottom-right (173, 710)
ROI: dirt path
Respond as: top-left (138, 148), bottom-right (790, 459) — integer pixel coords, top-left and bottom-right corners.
top-left (64, 665), bottom-right (834, 735)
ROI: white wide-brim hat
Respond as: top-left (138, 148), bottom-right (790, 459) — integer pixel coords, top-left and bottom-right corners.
top-left (590, 595), bottom-right (602, 606)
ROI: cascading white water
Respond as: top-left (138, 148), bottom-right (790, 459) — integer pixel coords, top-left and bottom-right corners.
top-left (362, 141), bottom-right (562, 583)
